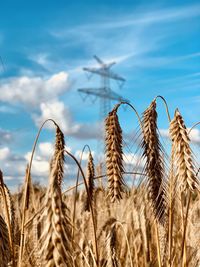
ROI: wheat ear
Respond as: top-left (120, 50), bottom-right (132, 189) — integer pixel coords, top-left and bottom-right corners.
top-left (85, 152), bottom-right (95, 212)
top-left (39, 153), bottom-right (73, 267)
top-left (106, 223), bottom-right (120, 267)
top-left (0, 170), bottom-right (15, 267)
top-left (142, 100), bottom-right (166, 222)
top-left (169, 109), bottom-right (199, 191)
top-left (0, 215), bottom-right (11, 267)
top-left (50, 125), bottom-right (65, 189)
top-left (105, 108), bottom-right (125, 202)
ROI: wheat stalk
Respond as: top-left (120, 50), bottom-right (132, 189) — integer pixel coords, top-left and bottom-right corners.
top-left (169, 109), bottom-right (199, 266)
top-left (105, 108), bottom-right (125, 202)
top-left (142, 100), bottom-right (166, 222)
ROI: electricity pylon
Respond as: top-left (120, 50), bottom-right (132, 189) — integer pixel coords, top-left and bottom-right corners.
top-left (78, 55), bottom-right (129, 121)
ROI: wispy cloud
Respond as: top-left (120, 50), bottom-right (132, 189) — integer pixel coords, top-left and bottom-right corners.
top-left (87, 4), bottom-right (200, 29)
top-left (48, 3), bottom-right (200, 78)
top-left (51, 4), bottom-right (200, 36)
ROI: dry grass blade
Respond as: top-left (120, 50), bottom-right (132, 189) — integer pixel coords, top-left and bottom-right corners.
top-left (50, 125), bottom-right (65, 189)
top-left (39, 154), bottom-right (74, 267)
top-left (85, 152), bottom-right (95, 211)
top-left (105, 108), bottom-right (125, 202)
top-left (141, 100), bottom-right (166, 222)
top-left (169, 109), bottom-right (199, 191)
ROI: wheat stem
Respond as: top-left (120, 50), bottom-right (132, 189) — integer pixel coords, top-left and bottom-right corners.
top-left (181, 191), bottom-right (191, 267)
top-left (72, 144), bottom-right (91, 239)
top-left (155, 95), bottom-right (171, 122)
top-left (154, 220), bottom-right (162, 267)
top-left (188, 121), bottom-right (200, 135)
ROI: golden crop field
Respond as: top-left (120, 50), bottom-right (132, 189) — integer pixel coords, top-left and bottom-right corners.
top-left (0, 97), bottom-right (200, 267)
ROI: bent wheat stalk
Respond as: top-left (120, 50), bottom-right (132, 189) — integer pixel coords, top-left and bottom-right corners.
top-left (72, 144), bottom-right (91, 238)
top-left (18, 118), bottom-right (60, 266)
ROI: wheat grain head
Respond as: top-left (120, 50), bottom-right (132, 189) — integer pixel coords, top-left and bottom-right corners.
top-left (105, 108), bottom-right (125, 202)
top-left (142, 100), bottom-right (166, 222)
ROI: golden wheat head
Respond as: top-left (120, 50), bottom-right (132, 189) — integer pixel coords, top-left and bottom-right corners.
top-left (85, 152), bottom-right (95, 211)
top-left (50, 125), bottom-right (65, 189)
top-left (169, 109), bottom-right (199, 192)
top-left (142, 100), bottom-right (166, 222)
top-left (39, 155), bottom-right (74, 267)
top-left (105, 108), bottom-right (125, 202)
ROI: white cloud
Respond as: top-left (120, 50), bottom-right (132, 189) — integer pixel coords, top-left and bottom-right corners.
top-left (33, 100), bottom-right (81, 134)
top-left (188, 129), bottom-right (200, 144)
top-left (30, 159), bottom-right (50, 177)
top-left (160, 128), bottom-right (200, 145)
top-left (0, 70), bottom-right (101, 141)
top-left (38, 142), bottom-right (54, 159)
top-left (0, 70), bottom-right (102, 141)
top-left (160, 129), bottom-right (169, 139)
top-left (0, 142), bottom-right (61, 189)
top-left (0, 71), bottom-right (70, 108)
top-left (30, 53), bottom-right (50, 69)
top-left (0, 147), bottom-right (26, 188)
top-left (33, 99), bottom-right (102, 140)
top-left (0, 143), bottom-right (54, 187)
top-left (0, 129), bottom-right (13, 144)
top-left (123, 153), bottom-right (145, 168)
top-left (0, 147), bottom-right (11, 160)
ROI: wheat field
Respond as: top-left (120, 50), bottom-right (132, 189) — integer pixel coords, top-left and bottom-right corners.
top-left (0, 96), bottom-right (200, 267)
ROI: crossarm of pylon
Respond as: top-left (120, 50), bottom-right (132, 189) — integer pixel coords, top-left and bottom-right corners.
top-left (78, 88), bottom-right (129, 102)
top-left (83, 67), bottom-right (125, 82)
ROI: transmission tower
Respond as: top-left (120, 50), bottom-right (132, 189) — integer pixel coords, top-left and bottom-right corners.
top-left (78, 55), bottom-right (129, 121)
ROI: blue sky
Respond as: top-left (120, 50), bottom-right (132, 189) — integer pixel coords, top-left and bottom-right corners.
top-left (0, 0), bottom-right (200, 190)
